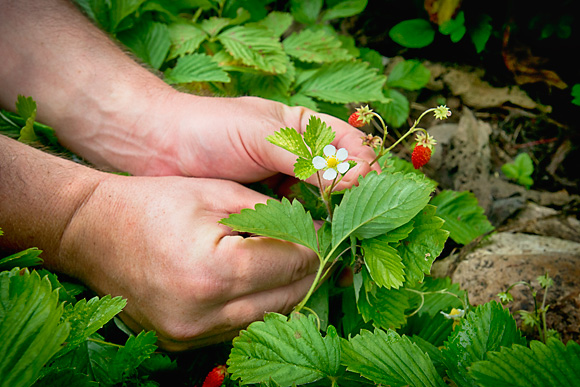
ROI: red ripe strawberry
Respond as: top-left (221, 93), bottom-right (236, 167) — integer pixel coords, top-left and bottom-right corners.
top-left (411, 145), bottom-right (432, 169)
top-left (348, 112), bottom-right (365, 128)
top-left (202, 365), bottom-right (227, 387)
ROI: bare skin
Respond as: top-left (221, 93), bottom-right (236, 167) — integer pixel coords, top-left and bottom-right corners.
top-left (0, 0), bottom-right (378, 350)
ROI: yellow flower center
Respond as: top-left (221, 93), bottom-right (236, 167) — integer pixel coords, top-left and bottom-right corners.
top-left (326, 156), bottom-right (339, 168)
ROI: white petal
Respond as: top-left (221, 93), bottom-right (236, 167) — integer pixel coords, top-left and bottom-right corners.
top-left (312, 156), bottom-right (326, 169)
top-left (323, 168), bottom-right (337, 180)
top-left (323, 144), bottom-right (336, 157)
top-left (335, 148), bottom-right (348, 161)
top-left (337, 162), bottom-right (349, 174)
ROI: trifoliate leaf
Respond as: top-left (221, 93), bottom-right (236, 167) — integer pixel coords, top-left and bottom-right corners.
top-left (470, 338), bottom-right (580, 387)
top-left (442, 301), bottom-right (526, 387)
top-left (361, 235), bottom-right (405, 289)
top-left (164, 53), bottom-right (230, 84)
top-left (117, 20), bottom-right (170, 69)
top-left (167, 22), bottom-right (207, 60)
top-left (228, 312), bottom-right (341, 386)
top-left (0, 247), bottom-right (43, 271)
top-left (430, 190), bottom-right (494, 245)
top-left (267, 127), bottom-right (311, 159)
top-left (219, 197), bottom-right (319, 254)
top-left (298, 61), bottom-right (386, 104)
top-left (302, 115), bottom-right (335, 157)
top-left (397, 204), bottom-right (449, 286)
top-left (357, 285), bottom-right (409, 329)
top-left (341, 328), bottom-right (447, 387)
top-left (332, 171), bottom-right (435, 248)
top-left (0, 268), bottom-right (70, 387)
top-left (218, 25), bottom-right (288, 74)
top-left (283, 29), bottom-right (352, 63)
top-left (58, 295), bottom-right (127, 356)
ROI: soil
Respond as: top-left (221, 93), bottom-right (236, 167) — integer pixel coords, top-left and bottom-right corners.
top-left (343, 4), bottom-right (580, 343)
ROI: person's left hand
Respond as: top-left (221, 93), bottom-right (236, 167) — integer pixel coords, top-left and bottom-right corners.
top-left (119, 93), bottom-right (380, 189)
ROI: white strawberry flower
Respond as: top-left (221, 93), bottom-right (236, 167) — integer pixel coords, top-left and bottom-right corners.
top-left (312, 144), bottom-right (349, 181)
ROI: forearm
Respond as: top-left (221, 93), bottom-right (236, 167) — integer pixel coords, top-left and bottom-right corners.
top-left (0, 0), bottom-right (178, 174)
top-left (0, 135), bottom-right (103, 271)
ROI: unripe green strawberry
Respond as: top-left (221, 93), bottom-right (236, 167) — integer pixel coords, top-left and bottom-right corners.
top-left (411, 145), bottom-right (432, 169)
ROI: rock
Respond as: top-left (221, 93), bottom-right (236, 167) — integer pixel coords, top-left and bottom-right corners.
top-left (433, 232), bottom-right (580, 343)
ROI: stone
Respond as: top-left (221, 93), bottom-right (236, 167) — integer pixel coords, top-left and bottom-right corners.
top-left (433, 232), bottom-right (580, 343)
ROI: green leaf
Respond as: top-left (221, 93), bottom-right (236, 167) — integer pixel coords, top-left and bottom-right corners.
top-left (107, 331), bottom-right (158, 383)
top-left (256, 11), bottom-right (293, 37)
top-left (298, 61), bottom-right (386, 104)
top-left (442, 301), bottom-right (526, 387)
top-left (267, 127), bottom-right (311, 159)
top-left (398, 205), bottom-right (448, 285)
top-left (302, 115), bottom-right (335, 157)
top-left (321, 0), bottom-right (368, 21)
top-left (357, 285), bottom-right (409, 329)
top-left (290, 0), bottom-right (322, 25)
top-left (332, 171), bottom-right (435, 247)
top-left (361, 235), bottom-right (405, 289)
top-left (218, 25), bottom-right (288, 74)
top-left (167, 22), bottom-right (207, 60)
top-left (571, 84), bottom-right (580, 106)
top-left (0, 268), bottom-right (70, 387)
top-left (439, 11), bottom-right (466, 43)
top-left (430, 190), bottom-right (494, 245)
top-left (341, 328), bottom-right (447, 386)
top-left (58, 295), bottom-right (127, 355)
top-left (283, 29), bottom-right (352, 63)
top-left (33, 367), bottom-right (98, 387)
top-left (294, 157), bottom-right (317, 180)
top-left (470, 338), bottom-right (580, 387)
top-left (389, 19), bottom-right (435, 48)
top-left (373, 88), bottom-right (410, 128)
top-left (386, 59), bottom-right (431, 90)
top-left (0, 248), bottom-right (43, 271)
top-left (109, 0), bottom-right (145, 32)
top-left (469, 14), bottom-right (492, 53)
top-left (16, 95), bottom-right (38, 143)
top-left (501, 153), bottom-right (534, 188)
top-left (117, 20), bottom-right (170, 69)
top-left (228, 312), bottom-right (341, 386)
top-left (219, 197), bottom-right (319, 253)
top-left (164, 53), bottom-right (230, 84)
top-left (15, 95), bottom-right (36, 119)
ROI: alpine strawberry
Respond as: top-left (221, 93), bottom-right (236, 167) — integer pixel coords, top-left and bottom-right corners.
top-left (411, 145), bottom-right (432, 169)
top-left (348, 112), bottom-right (365, 128)
top-left (202, 365), bottom-right (227, 387)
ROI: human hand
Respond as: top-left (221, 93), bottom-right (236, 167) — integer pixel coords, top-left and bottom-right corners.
top-left (58, 173), bottom-right (319, 351)
top-left (96, 93), bottom-right (379, 190)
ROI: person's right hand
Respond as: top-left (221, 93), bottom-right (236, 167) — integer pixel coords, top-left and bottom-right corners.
top-left (57, 173), bottom-right (319, 351)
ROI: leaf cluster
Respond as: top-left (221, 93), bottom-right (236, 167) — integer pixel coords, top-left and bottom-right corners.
top-left (71, 0), bottom-right (430, 127)
top-left (501, 153), bottom-right (534, 189)
top-left (0, 241), bottom-right (176, 387)
top-left (228, 301), bottom-right (580, 386)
